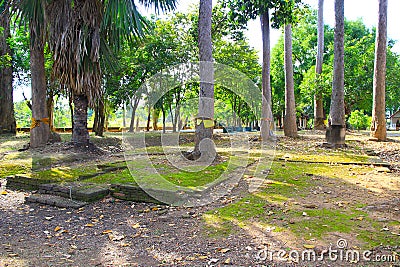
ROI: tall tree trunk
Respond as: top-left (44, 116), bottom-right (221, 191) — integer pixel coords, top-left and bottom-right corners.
top-left (370, 0), bottom-right (388, 141)
top-left (260, 11), bottom-right (272, 140)
top-left (0, 4), bottom-right (16, 134)
top-left (314, 0), bottom-right (325, 130)
top-left (30, 23), bottom-right (50, 147)
top-left (284, 24), bottom-right (298, 138)
top-left (193, 0), bottom-right (214, 159)
top-left (72, 94), bottom-right (89, 146)
top-left (326, 0), bottom-right (345, 146)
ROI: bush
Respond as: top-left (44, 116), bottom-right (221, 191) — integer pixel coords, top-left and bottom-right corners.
top-left (348, 110), bottom-right (371, 130)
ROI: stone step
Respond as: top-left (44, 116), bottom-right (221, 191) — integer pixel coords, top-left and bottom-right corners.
top-left (25, 194), bottom-right (88, 209)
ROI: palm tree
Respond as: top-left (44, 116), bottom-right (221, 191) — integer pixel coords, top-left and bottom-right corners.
top-left (370, 0), bottom-right (388, 141)
top-left (326, 0), bottom-right (345, 147)
top-left (16, 0), bottom-right (177, 147)
top-left (48, 0), bottom-right (177, 147)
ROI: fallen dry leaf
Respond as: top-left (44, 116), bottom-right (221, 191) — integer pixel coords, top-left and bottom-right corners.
top-left (54, 226), bottom-right (62, 232)
top-left (131, 223), bottom-right (140, 229)
top-left (218, 248), bottom-right (230, 253)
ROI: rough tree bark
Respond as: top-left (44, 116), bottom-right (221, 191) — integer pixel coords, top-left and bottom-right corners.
top-left (370, 0), bottom-right (388, 141)
top-left (283, 24), bottom-right (298, 138)
top-left (93, 98), bottom-right (105, 137)
top-left (0, 3), bottom-right (16, 134)
top-left (30, 17), bottom-right (50, 148)
top-left (314, 0), bottom-right (325, 130)
top-left (260, 10), bottom-right (273, 141)
top-left (326, 0), bottom-right (345, 147)
top-left (193, 0), bottom-right (214, 160)
top-left (72, 94), bottom-right (89, 146)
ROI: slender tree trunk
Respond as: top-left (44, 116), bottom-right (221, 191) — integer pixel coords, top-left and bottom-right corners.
top-left (260, 11), bottom-right (272, 140)
top-left (135, 117), bottom-right (140, 132)
top-left (129, 109), bottom-right (135, 132)
top-left (68, 90), bottom-right (74, 130)
top-left (370, 0), bottom-right (388, 141)
top-left (122, 102), bottom-right (126, 129)
top-left (162, 105), bottom-right (166, 133)
top-left (146, 106), bottom-right (151, 131)
top-left (326, 0), bottom-right (345, 146)
top-left (284, 24), bottom-right (298, 138)
top-left (30, 25), bottom-right (50, 147)
top-left (0, 4), bottom-right (16, 134)
top-left (314, 0), bottom-right (325, 130)
top-left (193, 0), bottom-right (214, 159)
top-left (152, 108), bottom-right (159, 131)
top-left (129, 97), bottom-right (139, 132)
top-left (72, 94), bottom-right (89, 146)
top-left (93, 98), bottom-right (105, 137)
top-left (46, 87), bottom-right (55, 131)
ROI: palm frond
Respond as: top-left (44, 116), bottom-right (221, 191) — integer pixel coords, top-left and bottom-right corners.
top-left (12, 0), bottom-right (47, 48)
top-left (137, 0), bottom-right (177, 14)
top-left (101, 0), bottom-right (148, 52)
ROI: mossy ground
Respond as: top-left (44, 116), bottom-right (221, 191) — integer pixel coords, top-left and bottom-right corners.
top-left (1, 130), bottom-right (399, 251)
top-left (203, 131), bottom-right (400, 250)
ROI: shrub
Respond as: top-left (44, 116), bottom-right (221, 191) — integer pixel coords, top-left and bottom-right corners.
top-left (348, 110), bottom-right (371, 130)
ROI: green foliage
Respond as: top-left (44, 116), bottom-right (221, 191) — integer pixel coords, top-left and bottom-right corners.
top-left (272, 11), bottom-right (400, 119)
top-left (0, 26), bottom-right (11, 69)
top-left (222, 0), bottom-right (303, 29)
top-left (348, 110), bottom-right (371, 130)
top-left (13, 101), bottom-right (32, 128)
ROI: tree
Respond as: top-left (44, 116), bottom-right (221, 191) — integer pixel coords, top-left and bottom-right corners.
top-left (225, 0), bottom-right (302, 140)
top-left (370, 0), bottom-right (387, 141)
top-left (46, 0), bottom-right (177, 147)
top-left (0, 1), bottom-right (16, 134)
top-left (326, 0), bottom-right (345, 147)
top-left (260, 10), bottom-right (272, 140)
top-left (314, 0), bottom-right (325, 130)
top-left (283, 23), bottom-right (298, 137)
top-left (192, 0), bottom-right (214, 159)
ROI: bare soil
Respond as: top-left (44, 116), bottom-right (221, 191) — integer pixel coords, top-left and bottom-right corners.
top-left (0, 131), bottom-right (399, 267)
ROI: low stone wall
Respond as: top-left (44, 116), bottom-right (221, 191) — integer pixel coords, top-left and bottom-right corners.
top-left (38, 183), bottom-right (109, 202)
top-left (6, 175), bottom-right (194, 205)
top-left (6, 175), bottom-right (54, 191)
top-left (110, 184), bottom-right (164, 204)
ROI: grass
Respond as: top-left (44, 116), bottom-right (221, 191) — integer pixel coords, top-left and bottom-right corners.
top-left (203, 159), bottom-right (400, 249)
top-left (1, 131), bottom-right (399, 250)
